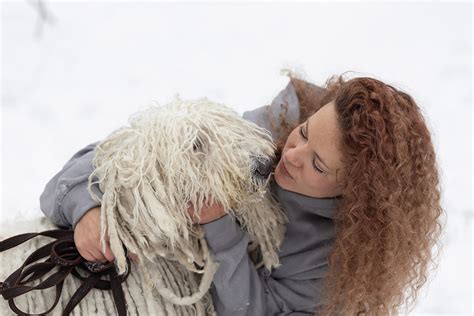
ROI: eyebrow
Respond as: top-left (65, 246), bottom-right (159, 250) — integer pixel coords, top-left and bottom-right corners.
top-left (305, 120), bottom-right (332, 173)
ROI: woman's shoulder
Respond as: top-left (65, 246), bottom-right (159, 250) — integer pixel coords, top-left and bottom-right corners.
top-left (242, 81), bottom-right (300, 142)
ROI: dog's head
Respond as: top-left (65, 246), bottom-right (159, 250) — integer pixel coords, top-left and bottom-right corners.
top-left (89, 98), bottom-right (279, 272)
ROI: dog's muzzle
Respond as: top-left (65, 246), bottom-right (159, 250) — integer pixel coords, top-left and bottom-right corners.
top-left (252, 156), bottom-right (273, 180)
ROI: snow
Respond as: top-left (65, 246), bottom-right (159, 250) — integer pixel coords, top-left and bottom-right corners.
top-left (1, 1), bottom-right (472, 314)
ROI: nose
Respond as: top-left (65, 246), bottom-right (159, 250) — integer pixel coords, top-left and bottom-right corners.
top-left (253, 157), bottom-right (273, 179)
top-left (285, 143), bottom-right (304, 168)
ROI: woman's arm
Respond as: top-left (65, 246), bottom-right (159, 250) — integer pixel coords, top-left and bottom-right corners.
top-left (202, 215), bottom-right (317, 315)
top-left (39, 142), bottom-right (117, 262)
top-left (39, 141), bottom-right (102, 228)
top-left (39, 80), bottom-right (302, 228)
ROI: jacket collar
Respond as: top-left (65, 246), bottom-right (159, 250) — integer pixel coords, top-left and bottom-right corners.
top-left (270, 179), bottom-right (338, 219)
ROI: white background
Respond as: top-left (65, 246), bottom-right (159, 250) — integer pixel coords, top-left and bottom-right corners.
top-left (1, 1), bottom-right (472, 314)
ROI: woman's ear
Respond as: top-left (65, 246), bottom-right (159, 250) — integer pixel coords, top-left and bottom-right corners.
top-left (333, 167), bottom-right (347, 197)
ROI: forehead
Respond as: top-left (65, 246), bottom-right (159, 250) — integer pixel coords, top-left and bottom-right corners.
top-left (307, 101), bottom-right (344, 170)
top-left (310, 101), bottom-right (339, 130)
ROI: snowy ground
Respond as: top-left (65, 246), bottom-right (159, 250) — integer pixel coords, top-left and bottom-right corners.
top-left (1, 1), bottom-right (472, 315)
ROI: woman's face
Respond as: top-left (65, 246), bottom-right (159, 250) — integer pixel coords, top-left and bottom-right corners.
top-left (274, 101), bottom-right (345, 198)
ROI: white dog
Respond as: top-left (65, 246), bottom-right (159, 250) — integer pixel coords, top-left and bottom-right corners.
top-left (0, 98), bottom-right (287, 315)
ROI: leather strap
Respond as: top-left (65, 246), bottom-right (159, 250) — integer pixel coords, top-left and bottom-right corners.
top-left (0, 229), bottom-right (130, 315)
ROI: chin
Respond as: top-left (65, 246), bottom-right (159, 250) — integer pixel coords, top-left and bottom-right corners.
top-left (274, 169), bottom-right (291, 190)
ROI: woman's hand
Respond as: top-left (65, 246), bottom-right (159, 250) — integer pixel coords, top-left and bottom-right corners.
top-left (74, 206), bottom-right (115, 262)
top-left (74, 206), bottom-right (139, 263)
top-left (187, 198), bottom-right (227, 224)
top-left (74, 200), bottom-right (222, 264)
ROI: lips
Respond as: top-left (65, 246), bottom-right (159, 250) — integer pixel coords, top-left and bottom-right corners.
top-left (280, 159), bottom-right (293, 179)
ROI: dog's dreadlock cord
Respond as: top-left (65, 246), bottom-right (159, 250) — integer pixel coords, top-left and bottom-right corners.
top-left (141, 237), bottom-right (218, 306)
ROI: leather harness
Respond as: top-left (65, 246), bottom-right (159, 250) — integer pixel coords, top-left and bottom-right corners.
top-left (0, 229), bottom-right (130, 315)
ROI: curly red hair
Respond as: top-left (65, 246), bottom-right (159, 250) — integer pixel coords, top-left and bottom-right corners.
top-left (273, 74), bottom-right (444, 315)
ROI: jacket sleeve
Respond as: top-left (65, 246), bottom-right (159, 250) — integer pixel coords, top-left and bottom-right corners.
top-left (39, 141), bottom-right (103, 228)
top-left (202, 216), bottom-right (317, 315)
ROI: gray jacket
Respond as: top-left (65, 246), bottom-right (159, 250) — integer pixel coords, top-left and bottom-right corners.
top-left (40, 82), bottom-right (337, 315)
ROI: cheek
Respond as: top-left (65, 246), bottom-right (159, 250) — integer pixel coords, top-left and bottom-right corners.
top-left (302, 169), bottom-right (323, 188)
top-left (304, 171), bottom-right (336, 193)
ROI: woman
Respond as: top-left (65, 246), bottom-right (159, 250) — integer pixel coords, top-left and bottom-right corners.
top-left (40, 74), bottom-right (443, 315)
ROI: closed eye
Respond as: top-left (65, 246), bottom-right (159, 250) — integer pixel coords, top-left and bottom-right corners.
top-left (299, 125), bottom-right (324, 174)
top-left (299, 125), bottom-right (307, 139)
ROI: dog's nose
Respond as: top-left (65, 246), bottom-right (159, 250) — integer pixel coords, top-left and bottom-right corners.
top-left (254, 157), bottom-right (273, 179)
